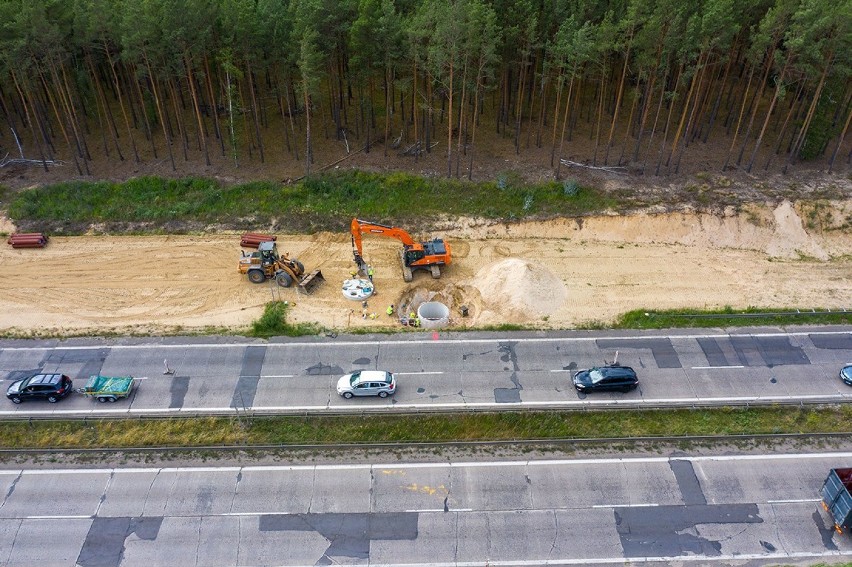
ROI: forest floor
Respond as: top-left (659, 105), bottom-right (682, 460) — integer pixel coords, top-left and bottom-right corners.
top-left (1, 118), bottom-right (850, 336)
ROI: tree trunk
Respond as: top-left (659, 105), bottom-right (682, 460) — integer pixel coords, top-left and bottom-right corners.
top-left (185, 54), bottom-right (210, 166)
top-left (722, 63), bottom-right (754, 170)
top-left (105, 42), bottom-right (139, 162)
top-left (555, 73), bottom-right (576, 179)
top-left (828, 100), bottom-right (851, 173)
top-left (604, 32), bottom-right (632, 165)
top-left (784, 51), bottom-right (833, 172)
top-left (204, 55), bottom-right (225, 157)
top-left (735, 46), bottom-right (776, 166)
top-left (746, 59), bottom-right (789, 172)
top-left (245, 58), bottom-right (265, 163)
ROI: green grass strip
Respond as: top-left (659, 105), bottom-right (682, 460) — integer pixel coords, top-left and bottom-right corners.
top-left (613, 307), bottom-right (852, 329)
top-left (7, 172), bottom-right (620, 233)
top-left (2, 406), bottom-right (850, 449)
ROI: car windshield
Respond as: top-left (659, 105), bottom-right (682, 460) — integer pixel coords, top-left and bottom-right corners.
top-left (588, 369), bottom-right (606, 383)
top-left (348, 372), bottom-right (361, 386)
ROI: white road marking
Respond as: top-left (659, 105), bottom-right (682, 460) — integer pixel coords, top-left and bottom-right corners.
top-left (404, 508), bottom-right (473, 513)
top-left (767, 498), bottom-right (821, 504)
top-left (394, 371), bottom-right (444, 376)
top-left (592, 503), bottom-right (659, 508)
top-left (1, 330), bottom-right (847, 351)
top-left (24, 515), bottom-right (92, 519)
top-left (692, 365), bottom-right (745, 369)
top-left (1, 451), bottom-right (849, 475)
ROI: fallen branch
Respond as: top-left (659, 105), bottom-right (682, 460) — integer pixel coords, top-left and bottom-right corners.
top-left (560, 159), bottom-right (627, 174)
top-left (399, 141), bottom-right (439, 157)
top-left (0, 153), bottom-right (64, 169)
top-left (290, 136), bottom-right (381, 182)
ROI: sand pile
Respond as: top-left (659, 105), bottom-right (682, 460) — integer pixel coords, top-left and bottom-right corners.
top-left (472, 258), bottom-right (567, 320)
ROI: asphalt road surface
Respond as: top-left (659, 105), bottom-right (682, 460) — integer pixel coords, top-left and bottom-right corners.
top-left (1, 327), bottom-right (851, 416)
top-left (1, 452), bottom-right (852, 566)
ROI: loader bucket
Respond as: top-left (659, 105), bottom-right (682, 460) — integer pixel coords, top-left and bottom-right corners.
top-left (298, 270), bottom-right (325, 295)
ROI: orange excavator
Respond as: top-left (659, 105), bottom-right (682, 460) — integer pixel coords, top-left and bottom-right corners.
top-left (350, 218), bottom-right (451, 282)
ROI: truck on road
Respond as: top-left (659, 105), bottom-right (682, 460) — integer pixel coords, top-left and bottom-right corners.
top-left (821, 468), bottom-right (852, 533)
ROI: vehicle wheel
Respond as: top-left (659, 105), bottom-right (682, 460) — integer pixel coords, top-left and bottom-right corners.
top-left (431, 265), bottom-right (441, 279)
top-left (10, 397), bottom-right (21, 404)
top-left (378, 391), bottom-right (388, 398)
top-left (248, 270), bottom-right (266, 284)
top-left (342, 392), bottom-right (354, 399)
top-left (47, 395), bottom-right (59, 403)
top-left (98, 396), bottom-right (108, 403)
top-left (294, 260), bottom-right (305, 274)
top-left (107, 396), bottom-right (117, 403)
top-left (276, 272), bottom-right (293, 287)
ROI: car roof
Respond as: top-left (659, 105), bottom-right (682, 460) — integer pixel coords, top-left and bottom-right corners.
top-left (25, 374), bottom-right (65, 385)
top-left (353, 370), bottom-right (392, 382)
top-left (592, 366), bottom-right (636, 377)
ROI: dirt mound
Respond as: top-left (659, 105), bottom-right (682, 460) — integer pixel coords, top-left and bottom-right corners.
top-left (471, 258), bottom-right (567, 321)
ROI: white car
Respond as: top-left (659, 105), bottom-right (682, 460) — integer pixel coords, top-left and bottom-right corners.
top-left (336, 370), bottom-right (396, 399)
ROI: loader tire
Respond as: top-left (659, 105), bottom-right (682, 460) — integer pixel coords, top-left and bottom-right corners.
top-left (276, 272), bottom-right (293, 287)
top-left (248, 269), bottom-right (266, 284)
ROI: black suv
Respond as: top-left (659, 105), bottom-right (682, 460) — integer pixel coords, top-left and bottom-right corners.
top-left (6, 374), bottom-right (73, 404)
top-left (572, 365), bottom-right (639, 393)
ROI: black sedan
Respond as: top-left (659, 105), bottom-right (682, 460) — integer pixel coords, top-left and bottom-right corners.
top-left (841, 365), bottom-right (852, 386)
top-left (6, 373), bottom-right (73, 404)
top-left (573, 365), bottom-right (639, 393)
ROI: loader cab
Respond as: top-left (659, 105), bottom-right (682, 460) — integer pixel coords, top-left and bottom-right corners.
top-left (257, 241), bottom-right (279, 265)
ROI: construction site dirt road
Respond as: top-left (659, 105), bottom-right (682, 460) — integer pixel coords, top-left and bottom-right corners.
top-left (0, 200), bottom-right (849, 336)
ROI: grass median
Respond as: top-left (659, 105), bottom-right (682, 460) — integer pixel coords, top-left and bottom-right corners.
top-left (2, 406), bottom-right (851, 450)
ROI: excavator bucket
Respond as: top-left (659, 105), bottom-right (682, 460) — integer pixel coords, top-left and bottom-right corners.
top-left (298, 269), bottom-right (325, 295)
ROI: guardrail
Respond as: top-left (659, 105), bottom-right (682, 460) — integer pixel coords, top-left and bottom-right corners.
top-left (1, 431), bottom-right (850, 456)
top-left (2, 393), bottom-right (851, 421)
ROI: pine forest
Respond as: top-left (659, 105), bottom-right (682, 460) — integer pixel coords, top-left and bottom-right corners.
top-left (0, 0), bottom-right (849, 183)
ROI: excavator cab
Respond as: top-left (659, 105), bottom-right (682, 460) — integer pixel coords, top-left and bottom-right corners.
top-left (404, 248), bottom-right (425, 266)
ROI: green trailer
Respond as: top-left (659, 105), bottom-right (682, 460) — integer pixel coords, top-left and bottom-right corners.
top-left (78, 375), bottom-right (135, 403)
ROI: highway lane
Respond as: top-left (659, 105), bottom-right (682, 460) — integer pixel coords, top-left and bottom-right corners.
top-left (1, 327), bottom-right (851, 417)
top-left (1, 453), bottom-right (851, 566)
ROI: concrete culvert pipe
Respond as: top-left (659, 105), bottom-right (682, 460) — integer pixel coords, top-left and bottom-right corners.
top-left (417, 301), bottom-right (450, 329)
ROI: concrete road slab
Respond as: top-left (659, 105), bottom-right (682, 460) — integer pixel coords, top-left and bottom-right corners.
top-left (230, 469), bottom-right (316, 514)
top-left (6, 518), bottom-right (92, 567)
top-left (0, 472), bottom-right (106, 518)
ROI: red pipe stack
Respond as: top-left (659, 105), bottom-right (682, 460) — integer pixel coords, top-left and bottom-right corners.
top-left (240, 232), bottom-right (276, 248)
top-left (7, 232), bottom-right (49, 248)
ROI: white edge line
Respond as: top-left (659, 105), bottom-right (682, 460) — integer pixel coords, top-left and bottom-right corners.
top-left (767, 498), bottom-right (821, 504)
top-left (8, 451), bottom-right (852, 474)
top-left (395, 372), bottom-right (445, 375)
top-left (2, 392), bottom-right (851, 417)
top-left (592, 503), bottom-right (659, 508)
top-left (25, 515), bottom-right (92, 519)
top-left (691, 365), bottom-right (746, 369)
top-left (1, 329), bottom-right (848, 351)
